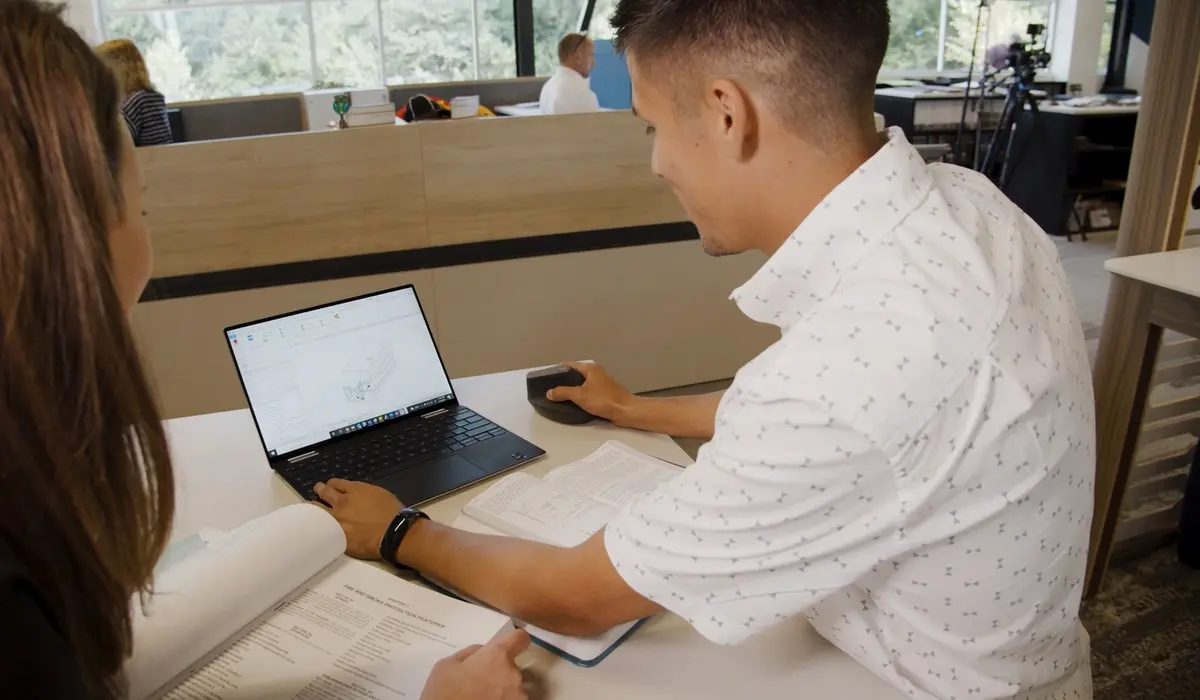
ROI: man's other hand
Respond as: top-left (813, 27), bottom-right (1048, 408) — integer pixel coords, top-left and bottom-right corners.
top-left (421, 629), bottom-right (532, 700)
top-left (545, 362), bottom-right (634, 425)
top-left (313, 479), bottom-right (402, 560)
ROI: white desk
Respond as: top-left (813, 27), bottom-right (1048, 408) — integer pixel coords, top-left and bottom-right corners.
top-left (1104, 246), bottom-right (1200, 298)
top-left (166, 367), bottom-right (904, 700)
top-left (1090, 248), bottom-right (1200, 593)
top-left (495, 103), bottom-right (543, 117)
top-left (1037, 104), bottom-right (1141, 116)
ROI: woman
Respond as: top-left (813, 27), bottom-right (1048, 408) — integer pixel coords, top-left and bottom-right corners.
top-left (95, 38), bottom-right (173, 146)
top-left (0, 4), bottom-right (527, 699)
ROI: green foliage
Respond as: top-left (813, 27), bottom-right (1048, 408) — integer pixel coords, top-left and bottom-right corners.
top-left (943, 0), bottom-right (1054, 71)
top-left (885, 0), bottom-right (942, 71)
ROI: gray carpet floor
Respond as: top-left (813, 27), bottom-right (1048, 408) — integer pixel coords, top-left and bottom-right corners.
top-left (1081, 547), bottom-right (1200, 700)
top-left (648, 231), bottom-right (1200, 699)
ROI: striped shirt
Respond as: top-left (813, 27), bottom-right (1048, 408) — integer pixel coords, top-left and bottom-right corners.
top-left (121, 89), bottom-right (172, 147)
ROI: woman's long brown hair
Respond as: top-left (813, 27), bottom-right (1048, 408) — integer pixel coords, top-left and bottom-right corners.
top-left (95, 39), bottom-right (157, 96)
top-left (0, 2), bottom-right (175, 698)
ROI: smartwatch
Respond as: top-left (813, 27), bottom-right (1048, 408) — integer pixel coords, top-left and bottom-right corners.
top-left (379, 507), bottom-right (429, 571)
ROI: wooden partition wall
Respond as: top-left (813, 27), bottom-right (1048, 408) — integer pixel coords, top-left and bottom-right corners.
top-left (1086, 0), bottom-right (1200, 596)
top-left (137, 111), bottom-right (683, 278)
top-left (132, 111), bottom-right (778, 420)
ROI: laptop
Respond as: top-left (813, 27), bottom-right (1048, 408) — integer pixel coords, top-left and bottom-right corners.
top-left (224, 285), bottom-right (545, 505)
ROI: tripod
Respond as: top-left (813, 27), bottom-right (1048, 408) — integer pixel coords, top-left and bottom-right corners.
top-left (979, 74), bottom-right (1041, 191)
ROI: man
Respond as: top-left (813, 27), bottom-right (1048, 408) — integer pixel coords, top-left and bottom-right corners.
top-left (318, 1), bottom-right (1096, 698)
top-left (539, 33), bottom-right (600, 114)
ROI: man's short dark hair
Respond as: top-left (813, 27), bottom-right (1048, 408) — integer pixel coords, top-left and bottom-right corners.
top-left (611, 0), bottom-right (889, 132)
top-left (558, 33), bottom-right (591, 64)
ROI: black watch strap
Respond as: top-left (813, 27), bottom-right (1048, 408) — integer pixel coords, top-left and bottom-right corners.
top-left (379, 508), bottom-right (429, 571)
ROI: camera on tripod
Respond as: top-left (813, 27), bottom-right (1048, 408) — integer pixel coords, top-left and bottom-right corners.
top-left (1005, 24), bottom-right (1052, 83)
top-left (969, 23), bottom-right (1053, 189)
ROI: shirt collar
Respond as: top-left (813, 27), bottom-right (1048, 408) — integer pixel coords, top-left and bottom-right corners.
top-left (731, 127), bottom-right (933, 329)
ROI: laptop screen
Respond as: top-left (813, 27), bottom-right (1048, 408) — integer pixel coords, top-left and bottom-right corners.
top-left (226, 287), bottom-right (454, 458)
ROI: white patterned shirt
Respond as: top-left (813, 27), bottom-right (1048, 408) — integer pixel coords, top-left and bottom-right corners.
top-left (605, 128), bottom-right (1095, 700)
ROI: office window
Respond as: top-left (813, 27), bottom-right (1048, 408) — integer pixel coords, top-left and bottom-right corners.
top-left (381, 0), bottom-right (474, 84)
top-left (475, 0), bottom-right (519, 81)
top-left (99, 0), bottom-right (518, 101)
top-left (589, 0), bottom-right (617, 41)
top-left (885, 0), bottom-right (943, 71)
top-left (532, 0), bottom-right (588, 76)
top-left (104, 3), bottom-right (313, 102)
top-left (593, 0), bottom-right (1055, 74)
top-left (1099, 0), bottom-right (1118, 73)
top-left (942, 0), bottom-right (1055, 71)
top-left (315, 0), bottom-right (383, 89)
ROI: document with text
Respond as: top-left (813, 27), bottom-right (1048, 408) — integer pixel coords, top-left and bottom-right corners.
top-left (451, 441), bottom-right (683, 666)
top-left (129, 504), bottom-right (511, 700)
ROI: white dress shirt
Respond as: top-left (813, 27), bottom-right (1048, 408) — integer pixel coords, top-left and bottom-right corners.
top-left (539, 66), bottom-right (601, 115)
top-left (606, 128), bottom-right (1095, 700)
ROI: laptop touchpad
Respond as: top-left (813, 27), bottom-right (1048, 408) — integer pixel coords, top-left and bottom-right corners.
top-left (381, 455), bottom-right (486, 506)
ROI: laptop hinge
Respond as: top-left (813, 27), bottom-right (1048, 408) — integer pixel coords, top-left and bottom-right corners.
top-left (287, 450), bottom-right (319, 464)
top-left (422, 408), bottom-right (450, 419)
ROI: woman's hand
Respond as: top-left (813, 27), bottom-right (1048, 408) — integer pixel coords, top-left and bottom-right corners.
top-left (420, 629), bottom-right (532, 700)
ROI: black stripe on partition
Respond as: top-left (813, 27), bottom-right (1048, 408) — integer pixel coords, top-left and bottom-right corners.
top-left (141, 221), bottom-right (699, 302)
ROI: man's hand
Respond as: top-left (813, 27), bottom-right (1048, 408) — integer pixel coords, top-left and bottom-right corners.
top-left (546, 361), bottom-right (723, 439)
top-left (545, 362), bottom-right (634, 425)
top-left (420, 629), bottom-right (531, 700)
top-left (313, 479), bottom-right (402, 560)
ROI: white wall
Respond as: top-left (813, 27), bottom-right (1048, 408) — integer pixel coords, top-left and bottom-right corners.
top-left (1049, 0), bottom-right (1107, 95)
top-left (1124, 36), bottom-right (1150, 92)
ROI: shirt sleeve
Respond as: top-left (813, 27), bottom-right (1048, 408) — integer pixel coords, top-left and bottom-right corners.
top-left (605, 380), bottom-right (903, 645)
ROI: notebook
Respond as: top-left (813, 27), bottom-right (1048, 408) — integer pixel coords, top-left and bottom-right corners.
top-left (128, 504), bottom-right (512, 700)
top-left (450, 440), bottom-right (685, 666)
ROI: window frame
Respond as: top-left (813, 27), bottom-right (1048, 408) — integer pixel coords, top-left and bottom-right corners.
top-left (1102, 0), bottom-right (1130, 90)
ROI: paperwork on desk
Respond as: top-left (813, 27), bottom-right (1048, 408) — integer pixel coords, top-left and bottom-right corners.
top-left (129, 505), bottom-right (511, 700)
top-left (449, 441), bottom-right (684, 666)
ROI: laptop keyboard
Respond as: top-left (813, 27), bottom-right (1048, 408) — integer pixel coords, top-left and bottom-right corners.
top-left (282, 406), bottom-right (507, 498)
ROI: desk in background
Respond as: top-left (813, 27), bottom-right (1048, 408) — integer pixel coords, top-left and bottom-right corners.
top-left (873, 87), bottom-right (1006, 163)
top-left (496, 102), bottom-right (542, 117)
top-left (166, 367), bottom-right (906, 700)
top-left (1005, 105), bottom-right (1138, 239)
top-left (1037, 104), bottom-right (1142, 116)
top-left (1090, 247), bottom-right (1200, 594)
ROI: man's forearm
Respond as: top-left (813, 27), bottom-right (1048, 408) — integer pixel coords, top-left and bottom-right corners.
top-left (616, 391), bottom-right (723, 440)
top-left (396, 520), bottom-right (657, 637)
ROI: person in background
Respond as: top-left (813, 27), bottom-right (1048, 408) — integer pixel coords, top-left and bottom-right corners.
top-left (539, 33), bottom-right (601, 115)
top-left (0, 3), bottom-right (528, 699)
top-left (95, 39), bottom-right (173, 146)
